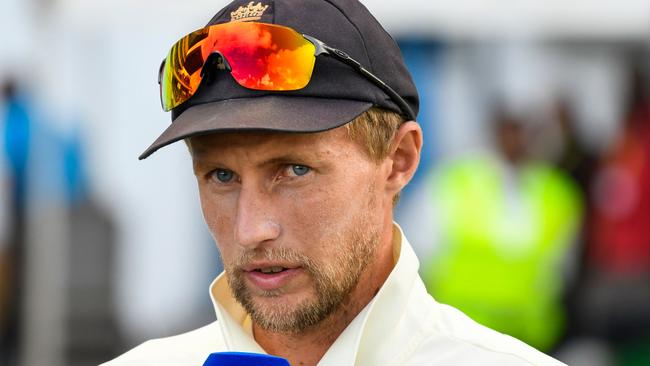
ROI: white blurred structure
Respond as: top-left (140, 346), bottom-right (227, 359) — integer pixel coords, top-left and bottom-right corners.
top-left (45, 0), bottom-right (650, 40)
top-left (33, 0), bottom-right (222, 347)
top-left (370, 0), bottom-right (650, 40)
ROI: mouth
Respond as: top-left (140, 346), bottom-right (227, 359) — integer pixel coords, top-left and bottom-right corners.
top-left (254, 266), bottom-right (289, 274)
top-left (243, 264), bottom-right (302, 291)
top-left (242, 261), bottom-right (299, 273)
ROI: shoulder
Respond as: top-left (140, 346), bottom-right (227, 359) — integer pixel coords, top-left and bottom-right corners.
top-left (408, 301), bottom-right (566, 366)
top-left (100, 321), bottom-right (226, 366)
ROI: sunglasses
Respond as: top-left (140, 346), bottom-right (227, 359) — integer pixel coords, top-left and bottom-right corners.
top-left (158, 22), bottom-right (415, 120)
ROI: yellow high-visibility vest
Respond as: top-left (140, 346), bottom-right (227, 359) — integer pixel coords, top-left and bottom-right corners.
top-left (423, 157), bottom-right (582, 351)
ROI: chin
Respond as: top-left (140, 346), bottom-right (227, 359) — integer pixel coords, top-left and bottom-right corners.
top-left (252, 289), bottom-right (312, 309)
top-left (248, 292), bottom-right (327, 333)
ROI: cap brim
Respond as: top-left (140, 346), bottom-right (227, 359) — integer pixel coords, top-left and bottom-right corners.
top-left (139, 96), bottom-right (372, 160)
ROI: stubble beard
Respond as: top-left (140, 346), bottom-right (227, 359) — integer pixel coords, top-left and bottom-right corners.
top-left (225, 219), bottom-right (380, 334)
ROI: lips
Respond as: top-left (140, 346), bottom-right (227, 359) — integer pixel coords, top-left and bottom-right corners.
top-left (243, 263), bottom-right (302, 291)
top-left (257, 266), bottom-right (286, 274)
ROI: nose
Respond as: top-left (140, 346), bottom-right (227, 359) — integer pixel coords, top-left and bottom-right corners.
top-left (233, 185), bottom-right (281, 248)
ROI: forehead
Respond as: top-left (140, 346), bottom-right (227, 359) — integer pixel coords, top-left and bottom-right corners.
top-left (188, 126), bottom-right (360, 162)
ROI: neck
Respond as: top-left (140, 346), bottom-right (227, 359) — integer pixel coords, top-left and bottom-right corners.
top-left (253, 222), bottom-right (396, 366)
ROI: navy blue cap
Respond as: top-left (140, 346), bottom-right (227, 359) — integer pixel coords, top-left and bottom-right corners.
top-left (140, 0), bottom-right (419, 160)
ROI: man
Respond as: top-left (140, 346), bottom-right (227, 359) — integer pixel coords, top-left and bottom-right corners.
top-left (104, 0), bottom-right (566, 365)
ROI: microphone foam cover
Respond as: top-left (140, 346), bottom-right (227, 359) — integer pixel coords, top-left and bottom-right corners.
top-left (203, 351), bottom-right (291, 366)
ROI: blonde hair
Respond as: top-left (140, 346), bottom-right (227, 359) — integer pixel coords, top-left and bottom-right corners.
top-left (345, 107), bottom-right (406, 205)
top-left (344, 107), bottom-right (405, 162)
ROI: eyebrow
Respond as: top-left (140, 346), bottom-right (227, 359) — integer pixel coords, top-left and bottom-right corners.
top-left (258, 153), bottom-right (323, 167)
top-left (191, 150), bottom-right (326, 170)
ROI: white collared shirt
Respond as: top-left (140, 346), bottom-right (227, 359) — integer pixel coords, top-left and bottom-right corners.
top-left (102, 224), bottom-right (566, 366)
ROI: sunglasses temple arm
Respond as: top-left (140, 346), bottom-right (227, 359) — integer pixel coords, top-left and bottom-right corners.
top-left (316, 43), bottom-right (415, 121)
top-left (349, 57), bottom-right (416, 121)
top-left (157, 59), bottom-right (167, 110)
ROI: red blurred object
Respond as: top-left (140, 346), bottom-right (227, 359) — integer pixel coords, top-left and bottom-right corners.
top-left (590, 101), bottom-right (650, 275)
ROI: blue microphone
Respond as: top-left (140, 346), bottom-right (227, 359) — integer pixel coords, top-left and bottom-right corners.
top-left (203, 352), bottom-right (290, 366)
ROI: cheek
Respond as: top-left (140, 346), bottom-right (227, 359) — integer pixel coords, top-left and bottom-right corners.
top-left (280, 168), bottom-right (379, 250)
top-left (198, 186), bottom-right (236, 251)
top-left (279, 186), bottom-right (336, 244)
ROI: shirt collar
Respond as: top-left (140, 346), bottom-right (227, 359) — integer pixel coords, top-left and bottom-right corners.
top-left (209, 223), bottom-right (421, 365)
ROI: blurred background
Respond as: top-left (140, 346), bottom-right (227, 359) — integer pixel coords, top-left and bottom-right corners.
top-left (0, 1), bottom-right (649, 365)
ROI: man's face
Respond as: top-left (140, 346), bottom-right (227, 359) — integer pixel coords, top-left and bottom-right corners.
top-left (189, 127), bottom-right (390, 333)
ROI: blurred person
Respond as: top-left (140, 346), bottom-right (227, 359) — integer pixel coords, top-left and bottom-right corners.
top-left (0, 78), bottom-right (31, 366)
top-left (422, 105), bottom-right (583, 352)
top-left (103, 1), bottom-right (566, 365)
top-left (0, 161), bottom-right (7, 300)
top-left (589, 66), bottom-right (650, 279)
top-left (554, 99), bottom-right (598, 191)
top-left (580, 65), bottom-right (650, 364)
top-left (1, 77), bottom-right (120, 366)
top-left (61, 129), bottom-right (122, 365)
top-left (0, 169), bottom-right (10, 362)
top-left (0, 106), bottom-right (11, 360)
top-left (550, 98), bottom-right (598, 345)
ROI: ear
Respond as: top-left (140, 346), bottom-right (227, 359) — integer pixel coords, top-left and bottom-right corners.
top-left (384, 121), bottom-right (423, 196)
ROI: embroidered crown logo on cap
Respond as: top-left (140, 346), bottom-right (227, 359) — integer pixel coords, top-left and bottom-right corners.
top-left (230, 2), bottom-right (269, 22)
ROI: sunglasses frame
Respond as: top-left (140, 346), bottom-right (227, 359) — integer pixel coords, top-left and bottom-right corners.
top-left (302, 34), bottom-right (415, 121)
top-left (158, 23), bottom-right (415, 121)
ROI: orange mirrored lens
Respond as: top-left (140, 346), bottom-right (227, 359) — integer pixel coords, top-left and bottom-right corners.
top-left (161, 23), bottom-right (316, 111)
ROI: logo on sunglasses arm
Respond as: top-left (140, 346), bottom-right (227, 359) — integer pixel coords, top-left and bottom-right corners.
top-left (231, 2), bottom-right (269, 22)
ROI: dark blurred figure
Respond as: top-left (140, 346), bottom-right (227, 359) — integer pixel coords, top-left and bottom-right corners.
top-left (496, 110), bottom-right (528, 166)
top-left (578, 65), bottom-right (650, 365)
top-left (1, 77), bottom-right (121, 365)
top-left (422, 105), bottom-right (582, 352)
top-left (62, 131), bottom-right (122, 366)
top-left (554, 100), bottom-right (598, 192)
top-left (65, 199), bottom-right (121, 366)
top-left (550, 99), bottom-right (599, 346)
top-left (0, 78), bottom-right (31, 366)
